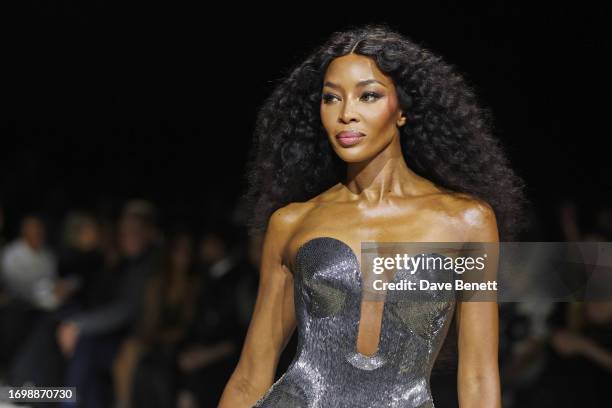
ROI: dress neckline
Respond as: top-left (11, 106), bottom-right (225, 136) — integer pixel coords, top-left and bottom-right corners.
top-left (294, 236), bottom-right (360, 268)
top-left (294, 236), bottom-right (388, 362)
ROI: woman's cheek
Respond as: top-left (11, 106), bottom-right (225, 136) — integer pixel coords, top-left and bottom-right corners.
top-left (320, 109), bottom-right (334, 134)
top-left (365, 105), bottom-right (395, 129)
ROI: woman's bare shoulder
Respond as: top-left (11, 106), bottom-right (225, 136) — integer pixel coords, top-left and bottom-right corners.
top-left (432, 191), bottom-right (497, 238)
top-left (271, 184), bottom-right (344, 223)
top-left (269, 201), bottom-right (316, 229)
top-left (266, 199), bottom-right (323, 243)
top-left (266, 201), bottom-right (323, 268)
top-left (438, 191), bottom-right (493, 214)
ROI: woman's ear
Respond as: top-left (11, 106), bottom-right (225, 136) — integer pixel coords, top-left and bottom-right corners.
top-left (397, 112), bottom-right (407, 127)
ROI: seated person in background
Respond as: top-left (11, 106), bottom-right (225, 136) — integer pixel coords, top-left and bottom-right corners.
top-left (1, 214), bottom-right (76, 311)
top-left (174, 227), bottom-right (251, 408)
top-left (7, 212), bottom-right (107, 390)
top-left (57, 202), bottom-right (161, 408)
top-left (114, 230), bottom-right (198, 408)
top-left (0, 214), bottom-right (77, 382)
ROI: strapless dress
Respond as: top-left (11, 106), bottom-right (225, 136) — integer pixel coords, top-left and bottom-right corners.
top-left (253, 236), bottom-right (456, 408)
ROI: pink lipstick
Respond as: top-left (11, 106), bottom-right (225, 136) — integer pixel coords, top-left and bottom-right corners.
top-left (335, 131), bottom-right (365, 147)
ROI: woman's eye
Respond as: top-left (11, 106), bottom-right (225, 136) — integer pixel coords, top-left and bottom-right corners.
top-left (361, 92), bottom-right (381, 102)
top-left (321, 92), bottom-right (381, 104)
top-left (321, 93), bottom-right (337, 104)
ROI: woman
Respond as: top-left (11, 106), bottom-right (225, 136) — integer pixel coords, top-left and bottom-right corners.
top-left (220, 24), bottom-right (527, 407)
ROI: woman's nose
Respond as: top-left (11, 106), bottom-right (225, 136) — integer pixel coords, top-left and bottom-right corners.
top-left (339, 100), bottom-right (359, 123)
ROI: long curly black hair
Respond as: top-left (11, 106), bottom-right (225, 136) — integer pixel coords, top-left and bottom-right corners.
top-left (242, 23), bottom-right (528, 241)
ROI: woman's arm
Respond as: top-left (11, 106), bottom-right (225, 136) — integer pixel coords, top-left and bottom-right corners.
top-left (218, 207), bottom-right (297, 408)
top-left (456, 202), bottom-right (502, 407)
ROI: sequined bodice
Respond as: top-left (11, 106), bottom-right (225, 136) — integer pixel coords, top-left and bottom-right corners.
top-left (254, 236), bottom-right (456, 408)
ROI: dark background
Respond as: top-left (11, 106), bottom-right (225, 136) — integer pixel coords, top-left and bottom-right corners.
top-left (2, 1), bottom-right (610, 238)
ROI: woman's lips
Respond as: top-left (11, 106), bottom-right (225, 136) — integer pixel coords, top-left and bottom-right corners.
top-left (335, 131), bottom-right (365, 147)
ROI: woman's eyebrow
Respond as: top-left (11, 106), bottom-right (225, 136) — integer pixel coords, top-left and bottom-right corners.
top-left (323, 79), bottom-right (387, 89)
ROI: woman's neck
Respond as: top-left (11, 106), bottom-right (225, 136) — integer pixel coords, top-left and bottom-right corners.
top-left (344, 136), bottom-right (436, 204)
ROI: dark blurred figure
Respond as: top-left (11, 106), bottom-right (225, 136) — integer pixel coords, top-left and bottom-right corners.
top-left (1, 215), bottom-right (62, 309)
top-left (495, 207), bottom-right (555, 407)
top-left (509, 200), bottom-right (612, 407)
top-left (0, 201), bottom-right (9, 378)
top-left (6, 212), bottom-right (108, 392)
top-left (234, 231), bottom-right (262, 329)
top-left (115, 230), bottom-right (198, 408)
top-left (511, 301), bottom-right (612, 407)
top-left (57, 213), bottom-right (108, 310)
top-left (0, 214), bottom-right (75, 381)
top-left (57, 201), bottom-right (161, 408)
top-left (559, 200), bottom-right (612, 242)
top-left (175, 225), bottom-right (253, 408)
top-left (0, 202), bottom-right (5, 248)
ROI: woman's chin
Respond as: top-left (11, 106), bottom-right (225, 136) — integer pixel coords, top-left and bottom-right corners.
top-left (334, 149), bottom-right (374, 164)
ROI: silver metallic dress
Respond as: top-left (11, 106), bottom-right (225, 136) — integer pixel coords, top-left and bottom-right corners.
top-left (253, 236), bottom-right (456, 408)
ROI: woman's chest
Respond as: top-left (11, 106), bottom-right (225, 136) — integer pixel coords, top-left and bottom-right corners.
top-left (285, 208), bottom-right (461, 273)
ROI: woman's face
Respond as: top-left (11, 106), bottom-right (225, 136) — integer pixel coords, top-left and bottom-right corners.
top-left (320, 53), bottom-right (406, 163)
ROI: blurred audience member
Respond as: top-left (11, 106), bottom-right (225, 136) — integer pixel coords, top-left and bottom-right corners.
top-left (233, 231), bottom-right (262, 327)
top-left (560, 200), bottom-right (612, 242)
top-left (0, 202), bottom-right (11, 376)
top-left (0, 214), bottom-right (75, 380)
top-left (551, 302), bottom-right (612, 373)
top-left (7, 212), bottom-right (108, 390)
top-left (57, 212), bottom-right (107, 311)
top-left (0, 202), bottom-right (5, 248)
top-left (175, 226), bottom-right (247, 408)
top-left (58, 201), bottom-right (161, 408)
top-left (114, 231), bottom-right (198, 408)
top-left (0, 215), bottom-right (68, 309)
top-left (509, 200), bottom-right (612, 407)
top-left (121, 200), bottom-right (162, 247)
top-left (513, 301), bottom-right (612, 407)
